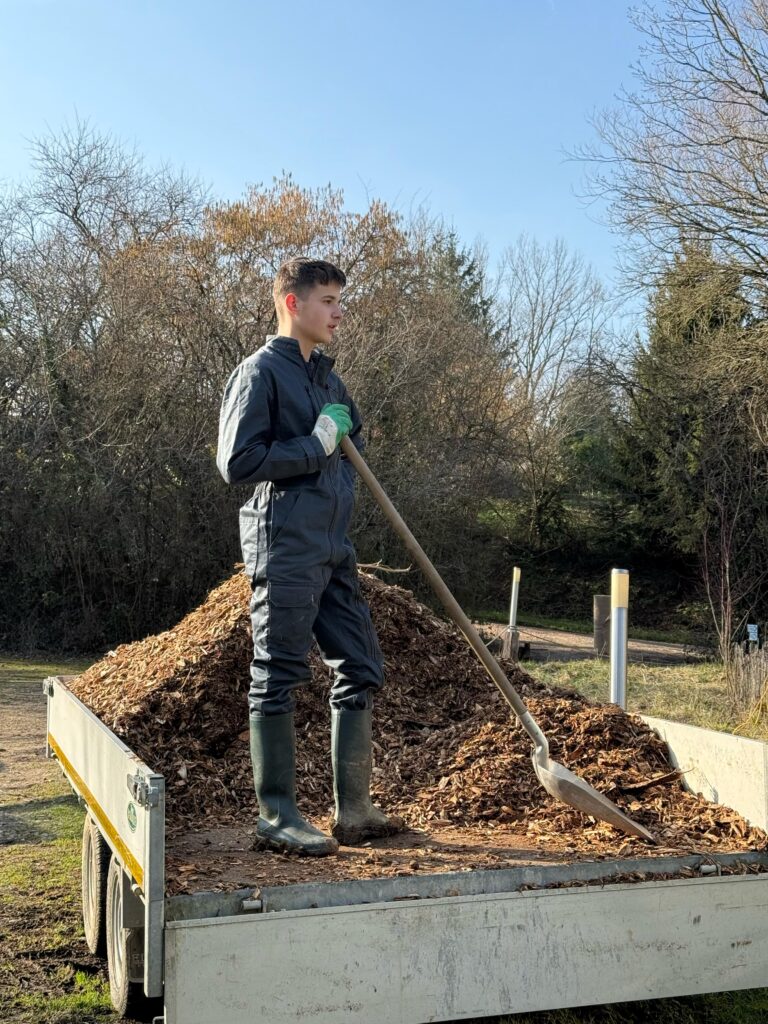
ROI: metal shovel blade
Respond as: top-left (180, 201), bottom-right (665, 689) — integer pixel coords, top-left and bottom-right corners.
top-left (533, 757), bottom-right (657, 842)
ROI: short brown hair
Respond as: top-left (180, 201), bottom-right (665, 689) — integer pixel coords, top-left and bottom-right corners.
top-left (273, 257), bottom-right (346, 302)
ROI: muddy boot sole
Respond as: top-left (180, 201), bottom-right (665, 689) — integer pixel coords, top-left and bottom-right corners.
top-left (252, 830), bottom-right (339, 857)
top-left (331, 816), bottom-right (406, 847)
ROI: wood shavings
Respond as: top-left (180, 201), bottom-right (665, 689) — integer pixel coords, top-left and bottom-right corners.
top-left (68, 571), bottom-right (768, 894)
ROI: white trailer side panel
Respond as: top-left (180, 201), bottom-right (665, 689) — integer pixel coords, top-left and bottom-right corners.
top-left (45, 677), bottom-right (165, 996)
top-left (164, 874), bottom-right (768, 1024)
top-left (46, 677), bottom-right (149, 883)
top-left (644, 716), bottom-right (768, 831)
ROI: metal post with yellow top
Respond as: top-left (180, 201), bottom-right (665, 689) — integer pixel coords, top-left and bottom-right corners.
top-left (610, 569), bottom-right (629, 709)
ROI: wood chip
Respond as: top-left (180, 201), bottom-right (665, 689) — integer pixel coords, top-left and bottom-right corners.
top-left (68, 571), bottom-right (768, 894)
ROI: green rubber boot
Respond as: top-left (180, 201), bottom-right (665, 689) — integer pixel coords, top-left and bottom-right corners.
top-left (250, 713), bottom-right (338, 856)
top-left (331, 707), bottom-right (404, 846)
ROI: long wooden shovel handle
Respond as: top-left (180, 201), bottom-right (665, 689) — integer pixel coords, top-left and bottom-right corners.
top-left (342, 437), bottom-right (532, 726)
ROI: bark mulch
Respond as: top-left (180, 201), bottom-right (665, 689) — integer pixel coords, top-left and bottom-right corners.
top-left (68, 572), bottom-right (767, 892)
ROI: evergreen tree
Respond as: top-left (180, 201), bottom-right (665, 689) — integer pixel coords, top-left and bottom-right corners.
top-left (622, 245), bottom-right (768, 655)
top-left (429, 229), bottom-right (496, 337)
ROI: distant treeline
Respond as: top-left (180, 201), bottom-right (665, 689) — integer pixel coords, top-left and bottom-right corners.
top-left (5, 1), bottom-right (768, 656)
top-left (0, 126), bottom-right (632, 648)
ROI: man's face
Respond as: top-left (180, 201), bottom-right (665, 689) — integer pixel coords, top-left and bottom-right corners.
top-left (289, 282), bottom-right (343, 347)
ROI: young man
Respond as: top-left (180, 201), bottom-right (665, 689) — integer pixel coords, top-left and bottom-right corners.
top-left (217, 257), bottom-right (398, 856)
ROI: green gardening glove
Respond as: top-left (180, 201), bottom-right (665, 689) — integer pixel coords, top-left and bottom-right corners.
top-left (312, 403), bottom-right (353, 456)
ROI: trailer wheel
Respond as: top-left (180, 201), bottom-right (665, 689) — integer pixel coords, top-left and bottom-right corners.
top-left (81, 814), bottom-right (109, 956)
top-left (105, 854), bottom-right (149, 1019)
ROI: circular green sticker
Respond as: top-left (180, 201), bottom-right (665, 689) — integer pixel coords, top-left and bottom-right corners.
top-left (127, 802), bottom-right (137, 833)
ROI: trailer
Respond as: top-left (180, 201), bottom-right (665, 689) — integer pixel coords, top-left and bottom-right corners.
top-left (44, 674), bottom-right (768, 1024)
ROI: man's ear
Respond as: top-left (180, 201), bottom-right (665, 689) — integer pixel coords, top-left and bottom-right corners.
top-left (285, 292), bottom-right (299, 318)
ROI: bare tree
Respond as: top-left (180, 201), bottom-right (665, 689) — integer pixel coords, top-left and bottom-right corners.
top-left (580, 0), bottom-right (768, 292)
top-left (496, 236), bottom-right (607, 405)
top-left (492, 236), bottom-right (610, 547)
top-left (1, 125), bottom-right (520, 644)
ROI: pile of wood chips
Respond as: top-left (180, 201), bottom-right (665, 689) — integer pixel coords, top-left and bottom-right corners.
top-left (70, 572), bottom-right (767, 862)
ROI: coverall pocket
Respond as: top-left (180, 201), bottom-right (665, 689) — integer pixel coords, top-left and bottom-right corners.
top-left (239, 492), bottom-right (268, 579)
top-left (267, 582), bottom-right (317, 646)
top-left (268, 489), bottom-right (304, 549)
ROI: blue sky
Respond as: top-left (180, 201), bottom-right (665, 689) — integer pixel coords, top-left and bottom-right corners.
top-left (1, 0), bottom-right (642, 286)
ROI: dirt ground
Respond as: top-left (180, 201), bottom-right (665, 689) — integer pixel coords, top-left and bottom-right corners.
top-left (0, 667), bottom-right (124, 1023)
top-left (0, 670), bottom-right (55, 829)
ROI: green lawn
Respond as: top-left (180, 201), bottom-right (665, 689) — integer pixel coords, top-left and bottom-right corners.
top-left (530, 658), bottom-right (768, 741)
top-left (0, 658), bottom-right (119, 1024)
top-left (0, 655), bottom-right (94, 682)
top-left (0, 788), bottom-right (118, 1024)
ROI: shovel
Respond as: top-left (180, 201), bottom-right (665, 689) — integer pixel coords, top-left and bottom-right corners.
top-left (342, 437), bottom-right (656, 843)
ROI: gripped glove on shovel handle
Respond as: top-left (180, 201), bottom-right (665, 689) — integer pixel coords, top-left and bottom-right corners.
top-left (312, 404), bottom-right (353, 456)
top-left (340, 435), bottom-right (656, 843)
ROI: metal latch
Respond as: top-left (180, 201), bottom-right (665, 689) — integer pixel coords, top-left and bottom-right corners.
top-left (127, 772), bottom-right (161, 808)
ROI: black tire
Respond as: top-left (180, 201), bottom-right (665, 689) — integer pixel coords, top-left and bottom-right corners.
top-left (81, 814), bottom-right (109, 957)
top-left (105, 854), bottom-right (153, 1019)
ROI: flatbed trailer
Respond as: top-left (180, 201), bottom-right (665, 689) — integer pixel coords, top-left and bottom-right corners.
top-left (44, 674), bottom-right (768, 1024)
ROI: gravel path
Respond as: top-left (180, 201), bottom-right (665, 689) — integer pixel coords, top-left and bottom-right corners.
top-left (479, 623), bottom-right (702, 665)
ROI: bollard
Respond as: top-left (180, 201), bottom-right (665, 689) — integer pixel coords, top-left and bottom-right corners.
top-left (593, 595), bottom-right (611, 658)
top-left (502, 566), bottom-right (521, 662)
top-left (609, 569), bottom-right (629, 709)
top-left (502, 627), bottom-right (520, 662)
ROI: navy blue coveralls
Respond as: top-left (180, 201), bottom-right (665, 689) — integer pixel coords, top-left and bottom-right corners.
top-left (216, 335), bottom-right (384, 716)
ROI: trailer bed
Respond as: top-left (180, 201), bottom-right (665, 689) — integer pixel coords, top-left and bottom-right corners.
top-left (165, 710), bottom-right (768, 893)
top-left (166, 820), bottom-right (585, 894)
top-left (45, 674), bottom-right (768, 1023)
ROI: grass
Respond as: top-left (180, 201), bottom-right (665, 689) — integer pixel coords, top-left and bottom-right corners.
top-left (0, 787), bottom-right (86, 842)
top-left (0, 655), bottom-right (94, 680)
top-left (475, 609), bottom-right (695, 646)
top-left (14, 971), bottom-right (115, 1022)
top-left (0, 658), bottom-right (119, 1024)
top-left (0, 810), bottom-right (119, 1024)
top-left (530, 658), bottom-right (768, 741)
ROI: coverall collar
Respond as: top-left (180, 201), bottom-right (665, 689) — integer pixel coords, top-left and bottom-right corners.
top-left (266, 335), bottom-right (336, 386)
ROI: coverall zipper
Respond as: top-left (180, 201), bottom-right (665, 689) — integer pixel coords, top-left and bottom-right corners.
top-left (305, 380), bottom-right (340, 564)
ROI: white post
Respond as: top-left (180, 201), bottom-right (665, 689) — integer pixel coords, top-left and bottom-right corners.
top-left (610, 569), bottom-right (629, 709)
top-left (508, 566), bottom-right (521, 631)
top-left (502, 566), bottom-right (522, 662)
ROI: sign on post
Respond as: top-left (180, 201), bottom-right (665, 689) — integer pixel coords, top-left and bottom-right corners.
top-left (593, 595), bottom-right (610, 658)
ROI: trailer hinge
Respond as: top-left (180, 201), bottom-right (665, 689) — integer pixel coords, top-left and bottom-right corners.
top-left (242, 889), bottom-right (264, 913)
top-left (127, 772), bottom-right (161, 808)
top-left (42, 678), bottom-right (55, 698)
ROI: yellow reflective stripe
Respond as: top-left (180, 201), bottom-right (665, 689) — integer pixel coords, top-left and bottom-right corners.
top-left (48, 732), bottom-right (144, 890)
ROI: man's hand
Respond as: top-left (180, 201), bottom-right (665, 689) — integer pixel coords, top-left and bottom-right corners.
top-left (312, 403), bottom-right (353, 456)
